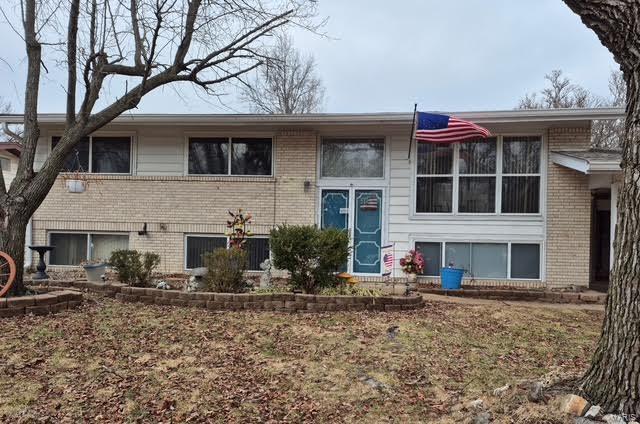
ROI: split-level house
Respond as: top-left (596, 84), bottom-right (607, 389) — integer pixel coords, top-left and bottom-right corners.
top-left (0, 108), bottom-right (625, 291)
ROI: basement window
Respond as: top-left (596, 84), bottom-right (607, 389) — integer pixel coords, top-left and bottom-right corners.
top-left (184, 235), bottom-right (270, 271)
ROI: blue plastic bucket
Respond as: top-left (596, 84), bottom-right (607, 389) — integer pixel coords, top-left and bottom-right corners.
top-left (440, 267), bottom-right (464, 290)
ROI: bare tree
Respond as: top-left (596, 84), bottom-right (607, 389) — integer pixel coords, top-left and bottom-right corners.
top-left (241, 32), bottom-right (324, 113)
top-left (518, 69), bottom-right (604, 109)
top-left (562, 0), bottom-right (640, 415)
top-left (0, 0), bottom-right (318, 295)
top-left (518, 69), bottom-right (625, 149)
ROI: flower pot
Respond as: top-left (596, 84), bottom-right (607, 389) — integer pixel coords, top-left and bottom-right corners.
top-left (406, 273), bottom-right (418, 284)
top-left (83, 263), bottom-right (107, 282)
top-left (66, 179), bottom-right (86, 193)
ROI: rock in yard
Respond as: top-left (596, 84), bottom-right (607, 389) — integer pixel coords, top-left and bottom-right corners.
top-left (360, 376), bottom-right (388, 393)
top-left (602, 414), bottom-right (627, 424)
top-left (387, 325), bottom-right (400, 340)
top-left (561, 394), bottom-right (591, 416)
top-left (527, 382), bottom-right (545, 403)
top-left (492, 384), bottom-right (510, 397)
top-left (467, 398), bottom-right (485, 410)
top-left (584, 405), bottom-right (601, 418)
top-left (474, 411), bottom-right (491, 424)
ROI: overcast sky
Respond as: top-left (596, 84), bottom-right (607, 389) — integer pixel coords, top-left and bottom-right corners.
top-left (0, 0), bottom-right (618, 114)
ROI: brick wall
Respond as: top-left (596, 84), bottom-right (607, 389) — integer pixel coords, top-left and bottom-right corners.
top-left (546, 126), bottom-right (592, 287)
top-left (32, 130), bottom-right (318, 272)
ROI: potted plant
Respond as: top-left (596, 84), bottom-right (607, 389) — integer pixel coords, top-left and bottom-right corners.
top-left (400, 249), bottom-right (424, 284)
top-left (81, 259), bottom-right (107, 282)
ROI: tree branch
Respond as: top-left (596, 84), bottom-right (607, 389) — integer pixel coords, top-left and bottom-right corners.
top-left (66, 0), bottom-right (81, 128)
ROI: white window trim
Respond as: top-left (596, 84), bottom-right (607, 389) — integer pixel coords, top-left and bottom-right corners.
top-left (318, 136), bottom-right (389, 182)
top-left (46, 231), bottom-right (130, 266)
top-left (412, 134), bottom-right (546, 219)
top-left (49, 134), bottom-right (135, 175)
top-left (183, 234), bottom-right (270, 271)
top-left (184, 136), bottom-right (275, 177)
top-left (412, 239), bottom-right (543, 281)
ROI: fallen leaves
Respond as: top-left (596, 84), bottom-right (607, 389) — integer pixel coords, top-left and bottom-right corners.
top-left (0, 298), bottom-right (603, 423)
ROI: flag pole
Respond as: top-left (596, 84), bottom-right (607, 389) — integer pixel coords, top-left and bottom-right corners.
top-left (407, 103), bottom-right (417, 160)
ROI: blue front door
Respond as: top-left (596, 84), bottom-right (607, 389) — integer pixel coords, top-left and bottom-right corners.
top-left (321, 189), bottom-right (383, 274)
top-left (353, 190), bottom-right (382, 274)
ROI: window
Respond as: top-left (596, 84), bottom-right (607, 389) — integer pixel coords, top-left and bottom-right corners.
top-left (458, 139), bottom-right (496, 213)
top-left (185, 236), bottom-right (227, 269)
top-left (321, 138), bottom-right (384, 178)
top-left (49, 232), bottom-right (129, 265)
top-left (502, 137), bottom-right (541, 214)
top-left (416, 143), bottom-right (453, 212)
top-left (417, 241), bottom-right (540, 280)
top-left (415, 135), bottom-right (542, 214)
top-left (185, 235), bottom-right (270, 271)
top-left (52, 136), bottom-right (131, 173)
top-left (232, 138), bottom-right (272, 176)
top-left (415, 242), bottom-right (441, 276)
top-left (511, 243), bottom-right (541, 279)
top-left (188, 137), bottom-right (272, 176)
top-left (246, 238), bottom-right (270, 271)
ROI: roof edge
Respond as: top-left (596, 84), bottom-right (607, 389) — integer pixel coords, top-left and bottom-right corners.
top-left (0, 107), bottom-right (626, 126)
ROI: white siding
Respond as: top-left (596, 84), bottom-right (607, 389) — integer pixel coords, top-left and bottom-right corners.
top-left (136, 128), bottom-right (184, 176)
top-left (386, 134), bottom-right (546, 279)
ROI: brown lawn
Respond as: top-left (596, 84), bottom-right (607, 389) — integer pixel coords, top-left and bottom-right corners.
top-left (0, 297), bottom-right (603, 423)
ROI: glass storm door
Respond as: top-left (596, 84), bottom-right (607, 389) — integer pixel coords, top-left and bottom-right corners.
top-left (322, 189), bottom-right (383, 274)
top-left (353, 190), bottom-right (382, 274)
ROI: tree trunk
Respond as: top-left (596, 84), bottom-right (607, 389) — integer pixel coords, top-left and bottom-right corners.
top-left (581, 64), bottom-right (640, 416)
top-left (561, 0), bottom-right (640, 414)
top-left (0, 209), bottom-right (30, 296)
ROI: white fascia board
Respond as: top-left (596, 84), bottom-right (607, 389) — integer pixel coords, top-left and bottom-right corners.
top-left (0, 107), bottom-right (626, 126)
top-left (550, 152), bottom-right (590, 174)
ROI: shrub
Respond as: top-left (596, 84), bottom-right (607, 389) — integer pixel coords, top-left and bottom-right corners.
top-left (109, 250), bottom-right (161, 287)
top-left (269, 225), bottom-right (350, 294)
top-left (204, 247), bottom-right (248, 293)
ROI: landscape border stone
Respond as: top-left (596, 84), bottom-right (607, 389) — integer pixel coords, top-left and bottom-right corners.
top-left (418, 286), bottom-right (606, 305)
top-left (0, 288), bottom-right (83, 319)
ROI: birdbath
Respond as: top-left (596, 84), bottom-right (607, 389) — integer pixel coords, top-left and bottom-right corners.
top-left (28, 245), bottom-right (55, 280)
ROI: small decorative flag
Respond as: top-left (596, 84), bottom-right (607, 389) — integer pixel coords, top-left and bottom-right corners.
top-left (381, 244), bottom-right (394, 276)
top-left (415, 112), bottom-right (491, 143)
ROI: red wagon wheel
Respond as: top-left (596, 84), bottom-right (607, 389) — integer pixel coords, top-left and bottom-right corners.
top-left (0, 251), bottom-right (16, 298)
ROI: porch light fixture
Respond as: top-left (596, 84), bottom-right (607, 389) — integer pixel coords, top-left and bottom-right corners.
top-left (138, 223), bottom-right (148, 236)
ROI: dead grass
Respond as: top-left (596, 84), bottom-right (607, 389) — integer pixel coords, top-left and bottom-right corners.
top-left (0, 297), bottom-right (602, 423)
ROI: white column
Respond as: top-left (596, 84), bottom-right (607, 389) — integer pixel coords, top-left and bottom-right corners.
top-left (610, 182), bottom-right (618, 270)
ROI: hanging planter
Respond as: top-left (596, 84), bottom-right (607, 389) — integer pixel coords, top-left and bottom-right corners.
top-left (65, 179), bottom-right (86, 193)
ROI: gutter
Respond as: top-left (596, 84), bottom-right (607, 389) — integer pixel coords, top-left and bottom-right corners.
top-left (0, 107), bottom-right (626, 126)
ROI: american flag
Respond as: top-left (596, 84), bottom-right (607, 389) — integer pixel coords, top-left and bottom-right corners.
top-left (415, 112), bottom-right (491, 143)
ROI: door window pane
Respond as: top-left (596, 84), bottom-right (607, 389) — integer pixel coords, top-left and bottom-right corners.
top-left (188, 138), bottom-right (229, 174)
top-left (445, 243), bottom-right (471, 274)
top-left (502, 176), bottom-right (540, 213)
top-left (416, 177), bottom-right (452, 213)
top-left (246, 238), bottom-right (270, 271)
top-left (511, 244), bottom-right (540, 279)
top-left (52, 137), bottom-right (90, 172)
top-left (321, 139), bottom-right (384, 178)
top-left (92, 137), bottom-right (131, 173)
top-left (459, 177), bottom-right (496, 213)
top-left (459, 138), bottom-right (496, 174)
top-left (417, 143), bottom-right (453, 174)
top-left (231, 138), bottom-right (272, 175)
top-left (471, 243), bottom-right (507, 278)
top-left (415, 242), bottom-right (441, 276)
top-left (49, 233), bottom-right (87, 265)
top-left (91, 234), bottom-right (129, 262)
top-left (503, 136), bottom-right (541, 174)
top-left (186, 236), bottom-right (227, 269)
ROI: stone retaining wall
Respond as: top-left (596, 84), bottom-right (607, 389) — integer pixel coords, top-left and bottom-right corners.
top-left (418, 287), bottom-right (607, 304)
top-left (27, 279), bottom-right (425, 312)
top-left (0, 290), bottom-right (83, 318)
top-left (117, 287), bottom-right (425, 312)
